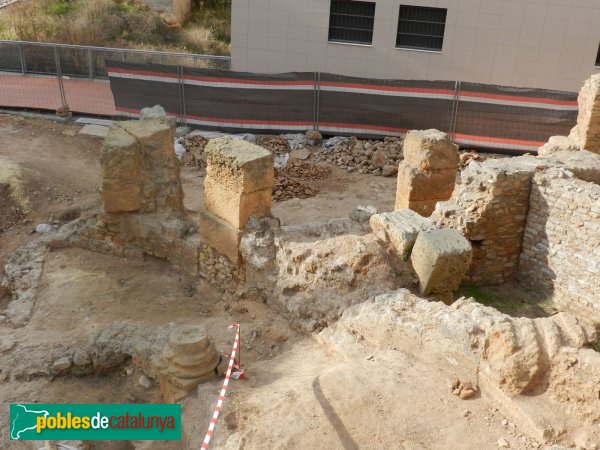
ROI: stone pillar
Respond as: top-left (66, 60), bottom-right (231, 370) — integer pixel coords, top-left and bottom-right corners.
top-left (200, 137), bottom-right (274, 263)
top-left (569, 74), bottom-right (600, 154)
top-left (97, 114), bottom-right (184, 242)
top-left (158, 325), bottom-right (221, 403)
top-left (395, 129), bottom-right (459, 217)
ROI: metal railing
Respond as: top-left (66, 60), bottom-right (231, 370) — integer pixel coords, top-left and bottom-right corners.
top-left (0, 40), bottom-right (231, 79)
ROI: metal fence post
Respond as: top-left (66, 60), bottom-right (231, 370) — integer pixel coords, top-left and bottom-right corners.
top-left (315, 72), bottom-right (321, 132)
top-left (449, 80), bottom-right (461, 141)
top-left (17, 42), bottom-right (26, 75)
top-left (87, 47), bottom-right (93, 80)
top-left (178, 65), bottom-right (187, 127)
top-left (53, 45), bottom-right (68, 110)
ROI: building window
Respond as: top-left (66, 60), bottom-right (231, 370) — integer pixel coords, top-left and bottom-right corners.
top-left (596, 43), bottom-right (600, 67)
top-left (396, 5), bottom-right (447, 52)
top-left (328, 0), bottom-right (376, 45)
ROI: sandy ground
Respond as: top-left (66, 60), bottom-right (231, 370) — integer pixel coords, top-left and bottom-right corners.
top-left (0, 114), bottom-right (544, 449)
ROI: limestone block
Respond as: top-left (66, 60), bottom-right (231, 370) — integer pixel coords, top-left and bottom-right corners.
top-left (570, 74), bottom-right (600, 154)
top-left (369, 209), bottom-right (435, 259)
top-left (400, 199), bottom-right (441, 217)
top-left (537, 135), bottom-right (580, 156)
top-left (411, 228), bottom-right (472, 295)
top-left (403, 129), bottom-right (459, 170)
top-left (102, 179), bottom-right (141, 213)
top-left (395, 164), bottom-right (457, 202)
top-left (100, 127), bottom-right (141, 180)
top-left (205, 178), bottom-right (272, 229)
top-left (205, 137), bottom-right (274, 193)
top-left (118, 118), bottom-right (175, 154)
top-left (199, 209), bottom-right (243, 263)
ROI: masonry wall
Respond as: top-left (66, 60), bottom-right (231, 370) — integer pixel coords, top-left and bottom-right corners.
top-left (231, 0), bottom-right (600, 92)
top-left (518, 171), bottom-right (600, 319)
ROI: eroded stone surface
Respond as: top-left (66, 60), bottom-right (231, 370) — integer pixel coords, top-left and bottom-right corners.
top-left (518, 170), bottom-right (600, 321)
top-left (410, 229), bottom-right (472, 295)
top-left (569, 73), bottom-right (600, 154)
top-left (369, 209), bottom-right (434, 260)
top-left (395, 129), bottom-right (458, 216)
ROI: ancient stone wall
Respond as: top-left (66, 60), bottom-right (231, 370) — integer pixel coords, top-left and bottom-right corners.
top-left (569, 73), bottom-right (600, 154)
top-left (97, 115), bottom-right (184, 244)
top-left (432, 158), bottom-right (539, 285)
top-left (518, 170), bottom-right (600, 319)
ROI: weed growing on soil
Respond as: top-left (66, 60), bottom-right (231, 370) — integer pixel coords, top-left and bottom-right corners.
top-left (0, 0), bottom-right (230, 55)
top-left (457, 285), bottom-right (554, 319)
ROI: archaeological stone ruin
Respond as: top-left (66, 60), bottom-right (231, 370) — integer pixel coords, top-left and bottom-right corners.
top-left (0, 74), bottom-right (599, 449)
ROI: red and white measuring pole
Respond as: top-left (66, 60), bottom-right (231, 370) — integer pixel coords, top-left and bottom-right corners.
top-left (201, 323), bottom-right (244, 450)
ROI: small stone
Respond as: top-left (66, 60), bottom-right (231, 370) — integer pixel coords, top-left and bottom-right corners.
top-left (140, 105), bottom-right (167, 119)
top-left (349, 205), bottom-right (378, 222)
top-left (372, 149), bottom-right (389, 168)
top-left (139, 374), bottom-right (154, 389)
top-left (0, 335), bottom-right (16, 353)
top-left (382, 164), bottom-right (398, 177)
top-left (290, 148), bottom-right (311, 160)
top-left (501, 419), bottom-right (508, 426)
top-left (305, 130), bottom-right (322, 141)
top-left (497, 437), bottom-right (510, 448)
top-left (459, 387), bottom-right (476, 399)
top-left (52, 356), bottom-right (72, 372)
top-left (35, 223), bottom-right (52, 233)
top-left (461, 410), bottom-right (472, 417)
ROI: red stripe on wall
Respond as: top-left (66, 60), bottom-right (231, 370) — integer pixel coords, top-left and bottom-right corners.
top-left (109, 66), bottom-right (576, 107)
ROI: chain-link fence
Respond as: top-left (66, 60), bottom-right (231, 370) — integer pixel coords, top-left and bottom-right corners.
top-left (0, 40), bottom-right (231, 116)
top-left (0, 40), bottom-right (231, 78)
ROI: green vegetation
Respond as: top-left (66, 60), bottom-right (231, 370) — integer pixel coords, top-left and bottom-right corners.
top-left (456, 285), bottom-right (555, 318)
top-left (0, 0), bottom-right (230, 55)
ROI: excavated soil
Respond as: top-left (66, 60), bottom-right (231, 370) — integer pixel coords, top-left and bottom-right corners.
top-left (0, 114), bottom-right (589, 449)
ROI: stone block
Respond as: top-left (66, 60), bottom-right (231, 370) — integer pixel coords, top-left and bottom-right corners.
top-left (395, 163), bottom-right (457, 202)
top-left (102, 179), bottom-right (141, 213)
top-left (537, 135), bottom-right (579, 156)
top-left (118, 118), bottom-right (175, 156)
top-left (403, 129), bottom-right (460, 170)
top-left (369, 209), bottom-right (435, 259)
top-left (101, 127), bottom-right (141, 180)
top-left (205, 137), bottom-right (274, 193)
top-left (199, 209), bottom-right (243, 263)
top-left (204, 178), bottom-right (272, 229)
top-left (410, 228), bottom-right (472, 295)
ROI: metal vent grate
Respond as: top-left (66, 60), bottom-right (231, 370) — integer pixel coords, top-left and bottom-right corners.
top-left (328, 0), bottom-right (376, 45)
top-left (396, 5), bottom-right (447, 52)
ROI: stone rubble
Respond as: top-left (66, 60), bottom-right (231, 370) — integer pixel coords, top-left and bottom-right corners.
top-left (319, 136), bottom-right (403, 175)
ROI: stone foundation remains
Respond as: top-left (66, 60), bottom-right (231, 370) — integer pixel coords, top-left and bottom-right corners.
top-left (519, 169), bottom-right (600, 320)
top-left (431, 157), bottom-right (538, 285)
top-left (395, 129), bottom-right (458, 216)
top-left (569, 73), bottom-right (600, 154)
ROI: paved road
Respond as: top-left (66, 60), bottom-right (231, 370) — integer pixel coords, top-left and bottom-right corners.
top-left (0, 73), bottom-right (116, 116)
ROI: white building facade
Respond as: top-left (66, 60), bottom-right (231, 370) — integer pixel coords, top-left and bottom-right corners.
top-left (231, 0), bottom-right (600, 92)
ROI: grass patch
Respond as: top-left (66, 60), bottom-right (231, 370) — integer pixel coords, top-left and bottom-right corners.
top-left (0, 0), bottom-right (230, 55)
top-left (588, 338), bottom-right (600, 353)
top-left (456, 285), bottom-right (554, 318)
top-left (47, 0), bottom-right (77, 16)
